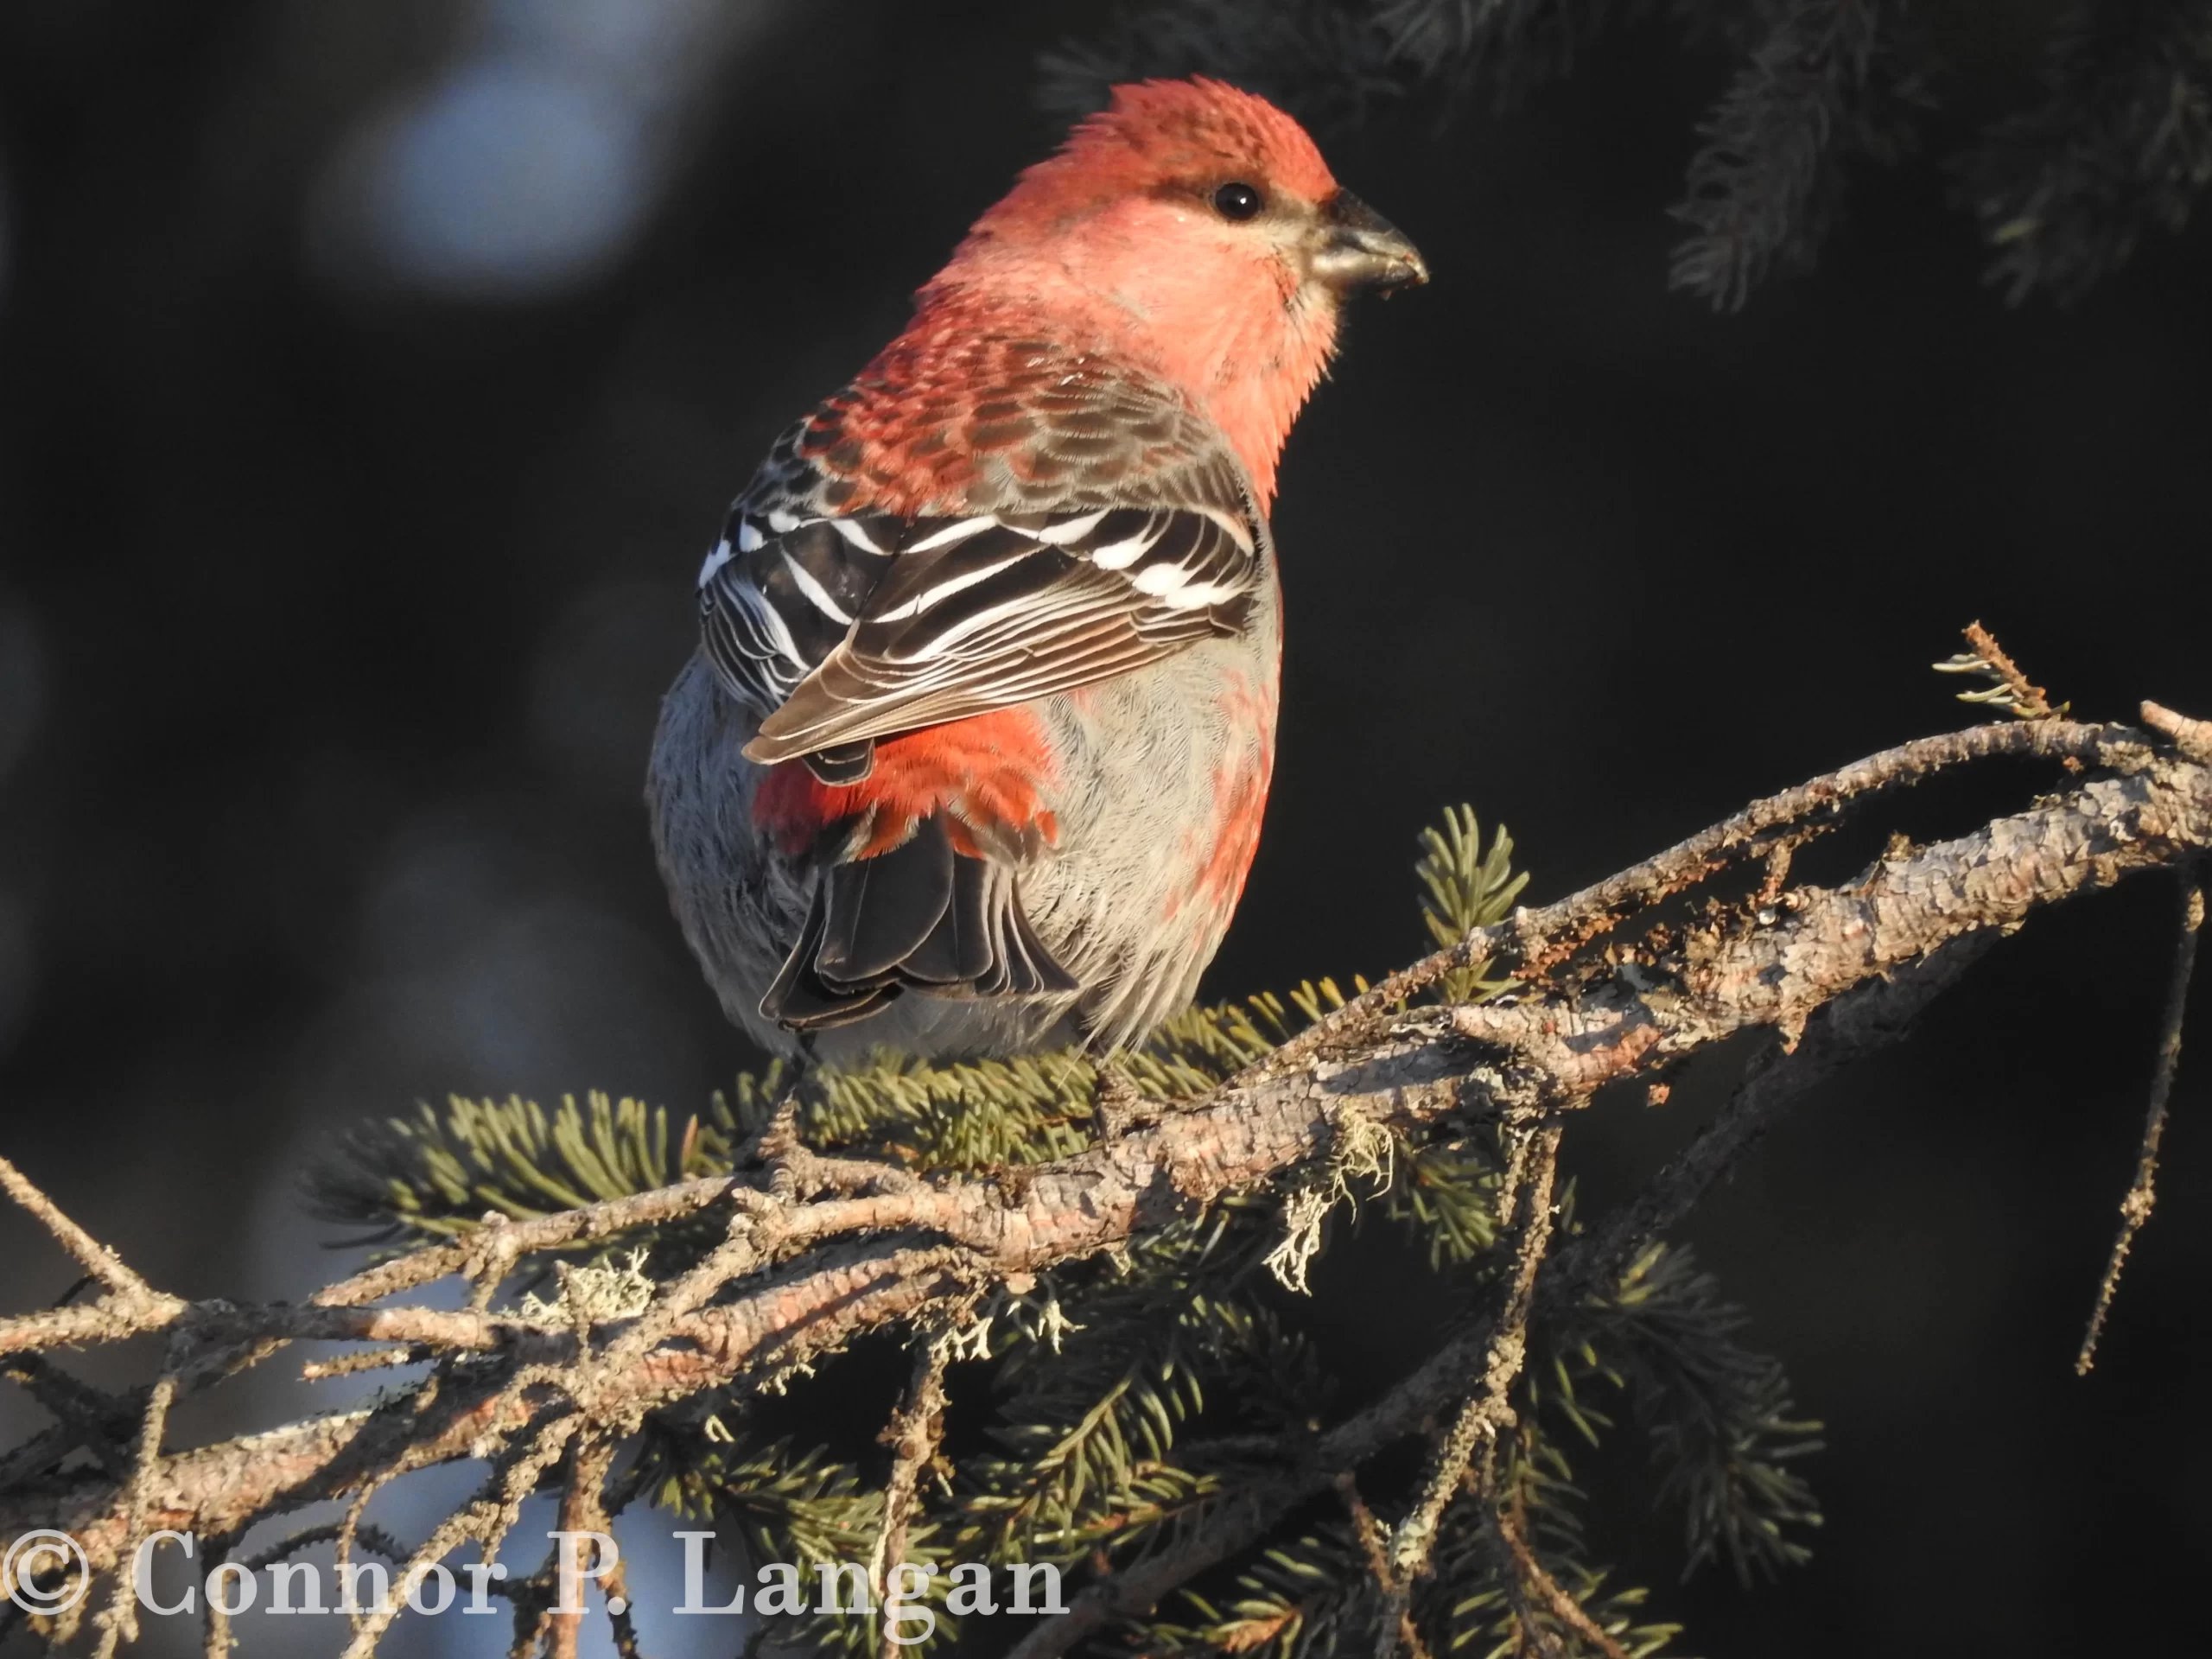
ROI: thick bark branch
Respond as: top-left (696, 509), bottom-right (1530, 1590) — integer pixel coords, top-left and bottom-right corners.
top-left (4, 716), bottom-right (2206, 1637)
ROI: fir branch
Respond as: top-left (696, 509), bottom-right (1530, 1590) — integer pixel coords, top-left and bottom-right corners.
top-left (1144, 1523), bottom-right (1382, 1658)
top-left (1256, 716), bottom-right (2129, 1072)
top-left (1669, 0), bottom-right (1929, 310)
top-left (1376, 0), bottom-right (1616, 106)
top-left (309, 1089), bottom-right (751, 1249)
top-left (1961, 0), bottom-right (2212, 303)
top-left (1415, 805), bottom-right (1530, 1003)
top-left (7, 702), bottom-right (2210, 1659)
top-left (1555, 1244), bottom-right (1822, 1580)
top-left (1384, 1138), bottom-right (1503, 1267)
top-left (1037, 0), bottom-right (1408, 125)
top-left (1046, 0), bottom-right (2207, 305)
top-left (1485, 1490), bottom-right (1665, 1658)
top-left (1428, 1428), bottom-right (1679, 1657)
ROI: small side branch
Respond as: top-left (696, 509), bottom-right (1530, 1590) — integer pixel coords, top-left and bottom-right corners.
top-left (871, 1339), bottom-right (951, 1658)
top-left (2077, 871), bottom-right (2203, 1374)
top-left (0, 1155), bottom-right (178, 1319)
top-left (1389, 1123), bottom-right (1563, 1586)
top-left (1935, 620), bottom-right (2065, 720)
top-left (87, 1370), bottom-right (178, 1659)
top-left (1370, 1124), bottom-right (1563, 1659)
top-left (1252, 719), bottom-right (2134, 1071)
top-left (1491, 1494), bottom-right (1631, 1659)
top-left (2143, 700), bottom-right (2212, 766)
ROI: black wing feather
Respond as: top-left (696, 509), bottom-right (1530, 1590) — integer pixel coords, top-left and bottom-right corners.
top-left (746, 505), bottom-right (1262, 761)
top-left (693, 380), bottom-right (1266, 765)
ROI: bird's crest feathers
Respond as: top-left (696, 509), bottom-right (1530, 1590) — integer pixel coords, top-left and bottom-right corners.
top-left (988, 77), bottom-right (1338, 227)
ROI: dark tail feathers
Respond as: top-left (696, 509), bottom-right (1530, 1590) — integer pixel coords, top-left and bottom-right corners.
top-left (761, 816), bottom-right (1078, 1032)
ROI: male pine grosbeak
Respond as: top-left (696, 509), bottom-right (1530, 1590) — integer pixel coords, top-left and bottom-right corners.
top-left (648, 78), bottom-right (1426, 1059)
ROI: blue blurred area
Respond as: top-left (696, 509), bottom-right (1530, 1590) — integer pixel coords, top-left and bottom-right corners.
top-left (309, 0), bottom-right (786, 301)
top-left (323, 62), bottom-right (658, 298)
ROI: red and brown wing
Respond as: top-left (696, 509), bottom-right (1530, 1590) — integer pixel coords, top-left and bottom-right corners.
top-left (696, 349), bottom-right (1268, 769)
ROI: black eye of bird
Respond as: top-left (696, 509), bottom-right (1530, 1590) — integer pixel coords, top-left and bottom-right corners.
top-left (1212, 181), bottom-right (1264, 221)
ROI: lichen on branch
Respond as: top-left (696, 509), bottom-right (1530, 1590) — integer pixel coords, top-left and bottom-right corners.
top-left (4, 683), bottom-right (2207, 1659)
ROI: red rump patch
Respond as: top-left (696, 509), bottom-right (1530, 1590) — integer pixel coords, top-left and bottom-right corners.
top-left (753, 709), bottom-right (1062, 861)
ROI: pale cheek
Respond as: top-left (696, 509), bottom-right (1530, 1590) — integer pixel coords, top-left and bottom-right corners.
top-left (1083, 209), bottom-right (1267, 303)
top-left (1280, 287), bottom-right (1339, 369)
top-left (1138, 264), bottom-right (1280, 346)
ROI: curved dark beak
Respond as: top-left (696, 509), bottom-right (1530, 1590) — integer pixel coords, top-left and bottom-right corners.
top-left (1311, 189), bottom-right (1429, 295)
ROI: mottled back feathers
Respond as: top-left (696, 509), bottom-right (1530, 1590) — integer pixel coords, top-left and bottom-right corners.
top-left (697, 337), bottom-right (1266, 772)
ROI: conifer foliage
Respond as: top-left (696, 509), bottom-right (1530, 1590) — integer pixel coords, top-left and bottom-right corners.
top-left (1039, 0), bottom-right (2212, 307)
top-left (9, 672), bottom-right (2207, 1659)
top-left (310, 810), bottom-right (1821, 1658)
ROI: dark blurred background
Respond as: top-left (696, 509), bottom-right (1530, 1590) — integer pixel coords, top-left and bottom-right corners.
top-left (2, 2), bottom-right (2208, 1656)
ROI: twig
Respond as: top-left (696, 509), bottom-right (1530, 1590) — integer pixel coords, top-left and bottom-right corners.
top-left (0, 1424), bottom-right (78, 1492)
top-left (545, 1436), bottom-right (620, 1659)
top-left (336, 1405), bottom-right (584, 1659)
top-left (1492, 1491), bottom-right (1630, 1659)
top-left (235, 1520), bottom-right (407, 1573)
top-left (871, 1339), bottom-right (951, 1658)
top-left (1388, 1125), bottom-right (1563, 1588)
top-left (88, 1368), bottom-right (177, 1659)
top-left (604, 1587), bottom-right (645, 1659)
top-left (1248, 720), bottom-right (2133, 1073)
top-left (0, 1357), bottom-right (138, 1477)
top-left (977, 893), bottom-right (2162, 1659)
top-left (0, 1157), bottom-right (160, 1302)
top-left (328, 1174), bottom-right (748, 1310)
top-left (1001, 1484), bottom-right (1287, 1659)
top-left (302, 1348), bottom-right (423, 1382)
top-left (1479, 1447), bottom-right (1563, 1659)
top-left (200, 1533), bottom-right (245, 1659)
top-left (1934, 620), bottom-right (2063, 720)
top-left (1093, 1054), bottom-right (1158, 1139)
top-left (334, 1472), bottom-right (394, 1648)
top-left (2142, 699), bottom-right (2212, 766)
top-left (1351, 1454), bottom-right (1435, 1657)
top-left (1339, 1477), bottom-right (1433, 1659)
top-left (2077, 871), bottom-right (2203, 1374)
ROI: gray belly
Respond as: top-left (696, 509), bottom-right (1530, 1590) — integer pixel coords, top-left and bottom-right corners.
top-left (645, 612), bottom-right (1278, 1062)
